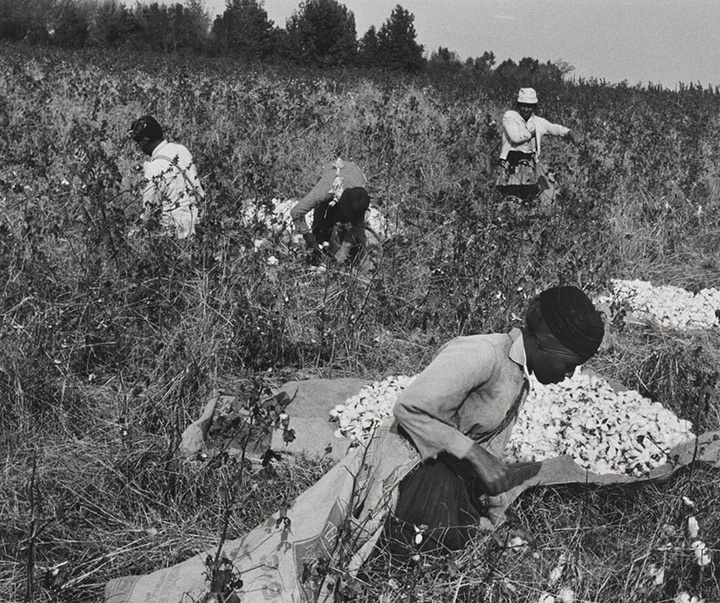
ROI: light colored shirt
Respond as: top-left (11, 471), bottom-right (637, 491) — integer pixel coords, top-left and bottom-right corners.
top-left (499, 111), bottom-right (571, 160)
top-left (142, 140), bottom-right (204, 239)
top-left (393, 329), bottom-right (528, 463)
top-left (290, 158), bottom-right (367, 234)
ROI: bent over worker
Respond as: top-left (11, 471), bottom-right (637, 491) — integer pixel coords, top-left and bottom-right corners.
top-left (290, 157), bottom-right (370, 265)
top-left (383, 285), bottom-right (605, 556)
top-left (128, 115), bottom-right (204, 239)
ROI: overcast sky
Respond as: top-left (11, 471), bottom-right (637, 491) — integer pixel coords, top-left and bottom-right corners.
top-left (192, 0), bottom-right (720, 89)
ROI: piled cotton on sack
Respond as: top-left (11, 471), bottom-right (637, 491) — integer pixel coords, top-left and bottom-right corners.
top-left (329, 375), bottom-right (417, 444)
top-left (329, 371), bottom-right (695, 477)
top-left (507, 371), bottom-right (694, 476)
top-left (595, 279), bottom-right (720, 330)
top-left (241, 198), bottom-right (392, 237)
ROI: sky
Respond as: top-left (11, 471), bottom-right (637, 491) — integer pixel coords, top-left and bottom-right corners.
top-left (194, 0), bottom-right (720, 89)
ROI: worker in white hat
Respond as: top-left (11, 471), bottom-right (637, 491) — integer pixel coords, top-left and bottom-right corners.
top-left (495, 87), bottom-right (577, 203)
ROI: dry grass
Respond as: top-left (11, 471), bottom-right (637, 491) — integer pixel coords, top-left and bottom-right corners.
top-left (1, 46), bottom-right (720, 603)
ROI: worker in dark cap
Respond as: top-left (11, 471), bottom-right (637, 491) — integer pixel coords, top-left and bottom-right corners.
top-left (128, 115), bottom-right (204, 239)
top-left (383, 285), bottom-right (604, 557)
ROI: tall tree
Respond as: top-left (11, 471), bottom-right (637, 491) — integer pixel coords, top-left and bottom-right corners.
top-left (88, 1), bottom-right (140, 47)
top-left (466, 50), bottom-right (496, 74)
top-left (357, 24), bottom-right (380, 67)
top-left (375, 5), bottom-right (425, 72)
top-left (129, 2), bottom-right (209, 53)
top-left (282, 0), bottom-right (357, 67)
top-left (211, 0), bottom-right (276, 59)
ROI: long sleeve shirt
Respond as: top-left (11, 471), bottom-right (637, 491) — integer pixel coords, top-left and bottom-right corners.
top-left (290, 159), bottom-right (367, 234)
top-left (142, 140), bottom-right (204, 238)
top-left (499, 111), bottom-right (571, 160)
top-left (393, 329), bottom-right (529, 463)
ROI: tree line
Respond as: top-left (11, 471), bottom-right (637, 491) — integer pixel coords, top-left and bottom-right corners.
top-left (0, 0), bottom-right (572, 82)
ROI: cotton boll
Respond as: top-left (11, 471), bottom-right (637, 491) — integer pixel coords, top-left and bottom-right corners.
top-left (687, 516), bottom-right (700, 539)
top-left (692, 540), bottom-right (712, 567)
top-left (557, 587), bottom-right (575, 603)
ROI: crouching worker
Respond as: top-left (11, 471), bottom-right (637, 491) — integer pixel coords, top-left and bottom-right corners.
top-left (128, 115), bottom-right (204, 239)
top-left (290, 157), bottom-right (370, 265)
top-left (102, 285), bottom-right (605, 601)
top-left (379, 285), bottom-right (605, 559)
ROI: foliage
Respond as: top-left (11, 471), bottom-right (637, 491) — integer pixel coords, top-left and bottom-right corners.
top-left (282, 0), bottom-right (358, 67)
top-left (372, 4), bottom-right (425, 72)
top-left (210, 0), bottom-right (277, 60)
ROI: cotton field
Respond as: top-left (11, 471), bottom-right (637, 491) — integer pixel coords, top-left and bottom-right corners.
top-left (596, 279), bottom-right (720, 330)
top-left (330, 371), bottom-right (695, 477)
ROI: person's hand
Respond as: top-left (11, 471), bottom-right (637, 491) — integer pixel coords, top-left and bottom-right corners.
top-left (466, 444), bottom-right (514, 495)
top-left (291, 232), bottom-right (305, 247)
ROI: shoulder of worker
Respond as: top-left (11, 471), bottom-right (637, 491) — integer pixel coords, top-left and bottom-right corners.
top-left (435, 332), bottom-right (512, 363)
top-left (502, 110), bottom-right (524, 122)
top-left (151, 141), bottom-right (192, 163)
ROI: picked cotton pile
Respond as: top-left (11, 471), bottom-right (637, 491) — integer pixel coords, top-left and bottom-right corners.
top-left (241, 197), bottom-right (392, 238)
top-left (595, 279), bottom-right (720, 330)
top-left (507, 371), bottom-right (694, 476)
top-left (330, 375), bottom-right (416, 444)
top-left (329, 371), bottom-right (695, 477)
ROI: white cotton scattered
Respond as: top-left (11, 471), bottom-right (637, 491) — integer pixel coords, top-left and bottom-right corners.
top-left (647, 563), bottom-right (665, 586)
top-left (241, 198), bottom-right (393, 238)
top-left (548, 553), bottom-right (568, 586)
top-left (329, 369), bottom-right (695, 478)
top-left (595, 279), bottom-right (720, 330)
top-left (675, 592), bottom-right (705, 603)
top-left (538, 594), bottom-right (556, 603)
top-left (692, 540), bottom-right (713, 567)
top-left (557, 587), bottom-right (575, 603)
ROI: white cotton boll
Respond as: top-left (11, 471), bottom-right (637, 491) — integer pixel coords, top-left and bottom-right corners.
top-left (692, 540), bottom-right (712, 567)
top-left (647, 563), bottom-right (665, 585)
top-left (557, 587), bottom-right (575, 603)
top-left (537, 594), bottom-right (556, 603)
top-left (687, 516), bottom-right (700, 539)
top-left (549, 553), bottom-right (567, 585)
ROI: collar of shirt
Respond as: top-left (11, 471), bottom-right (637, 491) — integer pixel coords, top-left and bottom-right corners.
top-left (508, 327), bottom-right (530, 380)
top-left (151, 140), bottom-right (169, 158)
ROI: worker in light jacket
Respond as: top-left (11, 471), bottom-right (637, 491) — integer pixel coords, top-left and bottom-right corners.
top-left (128, 115), bottom-right (204, 239)
top-left (495, 87), bottom-right (577, 203)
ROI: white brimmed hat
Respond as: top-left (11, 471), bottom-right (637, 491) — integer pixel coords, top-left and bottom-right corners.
top-left (517, 88), bottom-right (538, 104)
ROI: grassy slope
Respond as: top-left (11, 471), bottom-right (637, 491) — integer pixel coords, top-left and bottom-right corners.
top-left (0, 44), bottom-right (719, 602)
